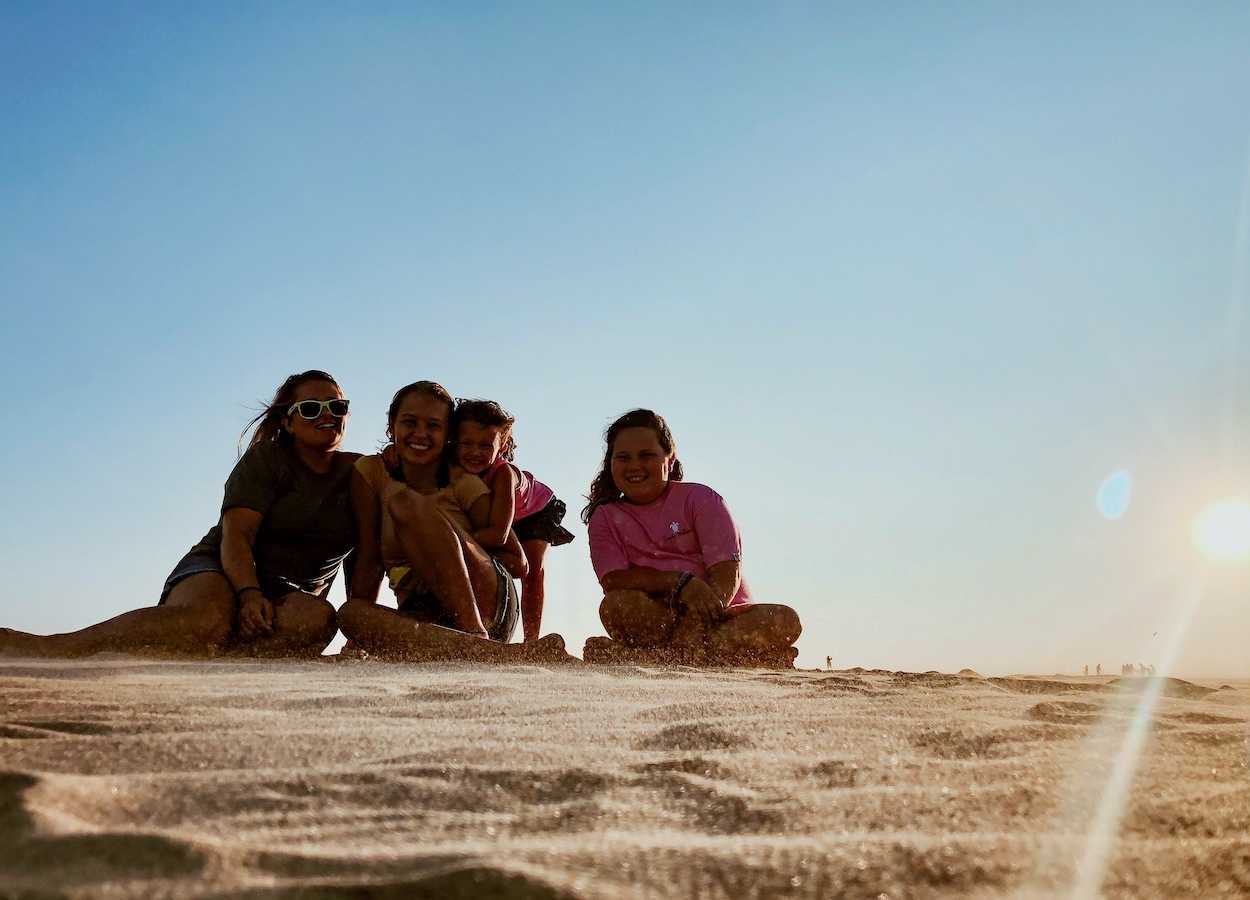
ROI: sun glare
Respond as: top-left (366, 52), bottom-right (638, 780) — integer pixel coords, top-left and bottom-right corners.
top-left (1191, 499), bottom-right (1250, 562)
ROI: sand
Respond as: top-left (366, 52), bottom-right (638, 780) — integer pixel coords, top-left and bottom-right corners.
top-left (1, 659), bottom-right (1247, 899)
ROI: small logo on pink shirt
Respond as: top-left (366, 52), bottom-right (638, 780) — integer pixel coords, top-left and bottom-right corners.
top-left (670, 521), bottom-right (681, 534)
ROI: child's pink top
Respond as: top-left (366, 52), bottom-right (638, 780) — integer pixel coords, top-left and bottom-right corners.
top-left (485, 458), bottom-right (555, 521)
top-left (587, 481), bottom-right (751, 607)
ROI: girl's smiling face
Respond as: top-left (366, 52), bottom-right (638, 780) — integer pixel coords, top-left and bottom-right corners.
top-left (610, 426), bottom-right (673, 505)
top-left (456, 421), bottom-right (505, 475)
top-left (390, 393), bottom-right (451, 469)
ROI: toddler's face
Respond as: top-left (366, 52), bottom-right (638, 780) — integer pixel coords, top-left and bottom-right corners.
top-left (457, 421), bottom-right (505, 474)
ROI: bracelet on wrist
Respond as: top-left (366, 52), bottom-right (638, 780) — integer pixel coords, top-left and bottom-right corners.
top-left (235, 586), bottom-right (265, 603)
top-left (667, 572), bottom-right (694, 608)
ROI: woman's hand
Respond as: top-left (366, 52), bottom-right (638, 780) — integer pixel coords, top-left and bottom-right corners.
top-left (678, 578), bottom-right (724, 630)
top-left (238, 592), bottom-right (275, 639)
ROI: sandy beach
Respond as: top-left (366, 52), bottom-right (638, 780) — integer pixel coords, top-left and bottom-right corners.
top-left (1, 658), bottom-right (1246, 899)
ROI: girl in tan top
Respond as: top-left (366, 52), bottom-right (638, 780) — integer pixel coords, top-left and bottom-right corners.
top-left (338, 381), bottom-right (569, 662)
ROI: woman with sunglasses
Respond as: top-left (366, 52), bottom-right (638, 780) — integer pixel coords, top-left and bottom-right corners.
top-left (0, 371), bottom-right (358, 658)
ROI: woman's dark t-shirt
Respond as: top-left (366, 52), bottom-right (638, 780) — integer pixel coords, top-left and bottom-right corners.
top-left (185, 441), bottom-right (358, 597)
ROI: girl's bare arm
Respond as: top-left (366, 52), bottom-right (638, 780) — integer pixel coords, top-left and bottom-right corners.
top-left (703, 560), bottom-right (741, 607)
top-left (599, 566), bottom-right (686, 596)
top-left (469, 465), bottom-right (518, 549)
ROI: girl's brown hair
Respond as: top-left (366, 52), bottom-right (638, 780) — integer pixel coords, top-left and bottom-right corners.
top-left (240, 370), bottom-right (341, 453)
top-left (581, 408), bottom-right (683, 524)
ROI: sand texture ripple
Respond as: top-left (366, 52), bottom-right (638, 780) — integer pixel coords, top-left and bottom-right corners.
top-left (0, 659), bottom-right (1247, 899)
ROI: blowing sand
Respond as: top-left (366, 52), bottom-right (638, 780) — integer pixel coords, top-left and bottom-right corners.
top-left (1, 658), bottom-right (1247, 898)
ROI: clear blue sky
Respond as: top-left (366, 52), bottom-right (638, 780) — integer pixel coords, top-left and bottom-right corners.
top-left (3, 3), bottom-right (1247, 675)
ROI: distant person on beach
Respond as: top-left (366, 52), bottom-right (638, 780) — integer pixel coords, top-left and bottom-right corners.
top-left (337, 381), bottom-right (568, 662)
top-left (451, 399), bottom-right (574, 642)
top-left (583, 409), bottom-right (801, 665)
top-left (0, 371), bottom-right (357, 658)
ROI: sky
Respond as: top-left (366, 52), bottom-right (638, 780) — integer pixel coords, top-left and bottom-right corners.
top-left (2, 3), bottom-right (1248, 676)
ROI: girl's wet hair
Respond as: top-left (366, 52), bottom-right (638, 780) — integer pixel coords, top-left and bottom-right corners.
top-left (453, 398), bottom-right (517, 461)
top-left (385, 380), bottom-right (456, 484)
top-left (581, 408), bottom-right (683, 524)
top-left (240, 370), bottom-right (340, 453)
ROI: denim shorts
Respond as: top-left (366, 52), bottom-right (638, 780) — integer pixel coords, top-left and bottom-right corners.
top-left (158, 552), bottom-right (299, 605)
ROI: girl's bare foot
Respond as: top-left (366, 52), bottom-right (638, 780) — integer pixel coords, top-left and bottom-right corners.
top-left (519, 633), bottom-right (577, 663)
top-left (666, 613), bottom-right (710, 666)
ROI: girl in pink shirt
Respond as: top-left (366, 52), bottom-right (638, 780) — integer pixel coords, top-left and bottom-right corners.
top-left (452, 399), bottom-right (574, 643)
top-left (583, 409), bottom-right (801, 666)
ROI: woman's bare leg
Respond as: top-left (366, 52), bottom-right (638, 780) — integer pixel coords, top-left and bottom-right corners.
top-left (519, 539), bottom-right (549, 642)
top-left (0, 573), bottom-right (236, 659)
top-left (387, 490), bottom-right (497, 636)
top-left (237, 592), bottom-right (337, 658)
top-left (337, 599), bottom-right (570, 662)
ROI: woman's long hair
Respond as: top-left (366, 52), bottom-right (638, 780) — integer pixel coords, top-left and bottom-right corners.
top-left (581, 409), bottom-right (683, 524)
top-left (385, 380), bottom-right (456, 486)
top-left (240, 370), bottom-right (340, 453)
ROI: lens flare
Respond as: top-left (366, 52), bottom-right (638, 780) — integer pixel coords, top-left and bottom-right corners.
top-left (1191, 499), bottom-right (1250, 562)
top-left (1096, 470), bottom-right (1132, 520)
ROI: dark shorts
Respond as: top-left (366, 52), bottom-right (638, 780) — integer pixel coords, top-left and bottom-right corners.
top-left (513, 497), bottom-right (574, 547)
top-left (396, 557), bottom-right (519, 643)
top-left (158, 552), bottom-right (300, 605)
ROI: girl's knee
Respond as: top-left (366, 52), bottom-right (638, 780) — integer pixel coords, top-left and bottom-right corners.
top-left (599, 590), bottom-right (672, 644)
top-left (599, 590), bottom-right (644, 623)
top-left (387, 489), bottom-right (433, 526)
top-left (769, 605), bottom-right (802, 643)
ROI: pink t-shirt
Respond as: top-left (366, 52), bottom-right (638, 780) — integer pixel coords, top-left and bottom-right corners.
top-left (587, 481), bottom-right (751, 607)
top-left (485, 458), bottom-right (555, 521)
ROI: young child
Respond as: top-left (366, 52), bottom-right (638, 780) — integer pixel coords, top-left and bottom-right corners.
top-left (452, 399), bottom-right (574, 643)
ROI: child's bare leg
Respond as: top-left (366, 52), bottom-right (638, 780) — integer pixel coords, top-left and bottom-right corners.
top-left (598, 590), bottom-right (678, 647)
top-left (519, 539), bottom-right (549, 642)
top-left (706, 604), bottom-right (802, 657)
top-left (0, 573), bottom-right (235, 659)
top-left (240, 592), bottom-right (337, 658)
top-left (387, 490), bottom-right (492, 636)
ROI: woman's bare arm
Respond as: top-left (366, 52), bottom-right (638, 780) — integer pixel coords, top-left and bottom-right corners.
top-left (348, 470), bottom-right (384, 603)
top-left (221, 507), bottom-right (269, 638)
